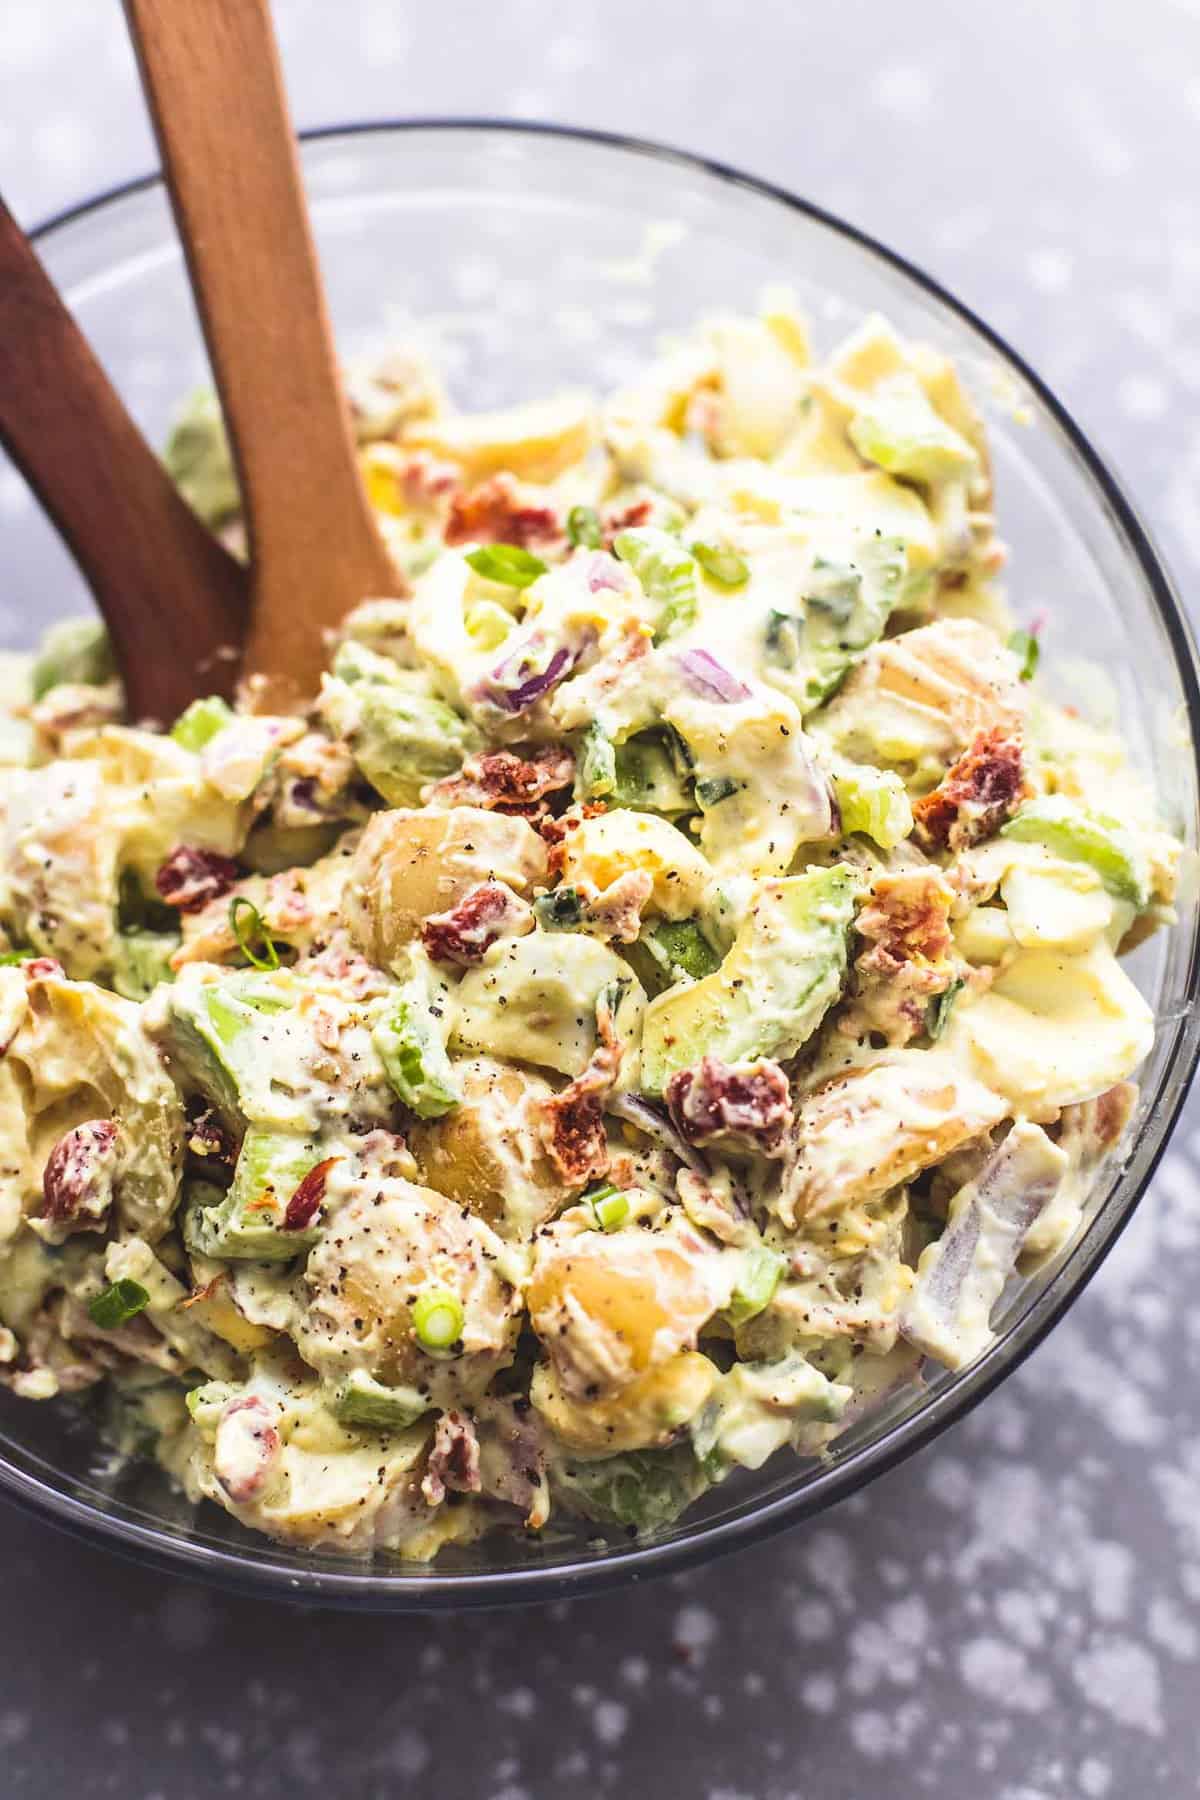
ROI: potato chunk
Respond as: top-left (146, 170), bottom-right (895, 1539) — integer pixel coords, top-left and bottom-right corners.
top-left (343, 805), bottom-right (547, 970)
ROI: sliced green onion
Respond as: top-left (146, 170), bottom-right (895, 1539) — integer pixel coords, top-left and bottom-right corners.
top-left (464, 544), bottom-right (548, 589)
top-left (726, 1246), bottom-right (786, 1327)
top-left (411, 1286), bottom-right (465, 1353)
top-left (567, 505), bottom-right (603, 550)
top-left (586, 1185), bottom-right (630, 1232)
top-left (88, 1279), bottom-right (150, 1330)
top-left (171, 695), bottom-right (235, 752)
top-left (926, 977), bottom-right (965, 1042)
top-left (692, 542), bottom-right (749, 588)
top-left (695, 775), bottom-right (741, 808)
top-left (0, 950), bottom-right (32, 966)
top-left (1007, 627), bottom-right (1040, 682)
top-left (229, 897), bottom-right (281, 971)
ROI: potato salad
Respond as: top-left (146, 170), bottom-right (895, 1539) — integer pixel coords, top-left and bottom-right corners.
top-left (0, 306), bottom-right (1181, 1559)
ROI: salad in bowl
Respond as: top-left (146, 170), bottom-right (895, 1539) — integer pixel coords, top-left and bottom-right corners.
top-left (0, 299), bottom-right (1179, 1560)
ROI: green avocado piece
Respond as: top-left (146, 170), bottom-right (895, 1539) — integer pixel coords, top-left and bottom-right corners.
top-left (1001, 797), bottom-right (1148, 906)
top-left (160, 970), bottom-right (297, 1126)
top-left (183, 1131), bottom-right (325, 1262)
top-left (31, 617), bottom-right (115, 700)
top-left (332, 1370), bottom-right (429, 1430)
top-left (331, 640), bottom-right (481, 806)
top-left (640, 863), bottom-right (859, 1093)
top-left (847, 372), bottom-right (978, 485)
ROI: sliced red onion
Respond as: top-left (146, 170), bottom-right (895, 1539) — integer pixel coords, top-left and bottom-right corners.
top-left (607, 1091), bottom-right (710, 1174)
top-left (587, 553), bottom-right (627, 594)
top-left (674, 648), bottom-right (752, 705)
top-left (471, 634), bottom-right (578, 716)
top-left (901, 1122), bottom-right (1066, 1371)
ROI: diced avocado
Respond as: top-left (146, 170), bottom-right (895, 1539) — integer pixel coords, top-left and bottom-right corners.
top-left (552, 1442), bottom-right (710, 1532)
top-left (110, 929), bottom-right (180, 1001)
top-left (160, 970), bottom-right (297, 1125)
top-left (834, 762), bottom-right (914, 848)
top-left (183, 1131), bottom-right (325, 1261)
top-left (163, 386), bottom-right (240, 525)
top-left (612, 527), bottom-right (698, 641)
top-left (31, 617), bottom-right (115, 700)
top-left (1001, 798), bottom-right (1148, 906)
top-left (171, 695), bottom-right (235, 752)
top-left (847, 372), bottom-right (979, 485)
top-left (577, 725), bottom-right (693, 815)
top-left (372, 976), bottom-right (460, 1120)
top-left (764, 537), bottom-right (907, 713)
top-left (332, 1370), bottom-right (429, 1430)
top-left (640, 864), bottom-right (859, 1092)
top-left (329, 640), bottom-right (481, 806)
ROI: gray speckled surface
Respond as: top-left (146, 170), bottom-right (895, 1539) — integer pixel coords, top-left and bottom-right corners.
top-left (4, 3), bottom-right (1200, 1796)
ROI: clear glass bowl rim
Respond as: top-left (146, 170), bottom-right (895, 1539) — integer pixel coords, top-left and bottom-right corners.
top-left (7, 116), bottom-right (1200, 1611)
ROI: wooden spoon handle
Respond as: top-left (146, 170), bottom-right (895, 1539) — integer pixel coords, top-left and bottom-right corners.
top-left (0, 198), bottom-right (247, 721)
top-left (123, 0), bottom-right (400, 709)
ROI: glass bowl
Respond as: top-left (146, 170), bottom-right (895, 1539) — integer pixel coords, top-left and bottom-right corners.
top-left (2, 121), bottom-right (1198, 1610)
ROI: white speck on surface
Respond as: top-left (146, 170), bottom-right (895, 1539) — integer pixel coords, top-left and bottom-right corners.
top-left (960, 1638), bottom-right (1053, 1714)
top-left (1028, 248), bottom-right (1073, 293)
top-left (1073, 1637), bottom-right (1164, 1735)
top-left (994, 1589), bottom-right (1045, 1650)
top-left (869, 62), bottom-right (934, 116)
top-left (673, 1603), bottom-right (717, 1659)
top-left (801, 1674), bottom-right (837, 1714)
top-left (1079, 1757), bottom-right (1112, 1797)
top-left (592, 1699), bottom-right (628, 1746)
top-left (792, 1598), bottom-right (834, 1642)
top-left (1147, 1593), bottom-right (1199, 1660)
top-left (1117, 374), bottom-right (1169, 419)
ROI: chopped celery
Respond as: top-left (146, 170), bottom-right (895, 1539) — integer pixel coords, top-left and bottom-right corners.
top-left (645, 918), bottom-right (722, 984)
top-left (534, 888), bottom-right (586, 931)
top-left (726, 1245), bottom-right (787, 1327)
top-left (333, 1371), bottom-right (429, 1430)
top-left (184, 1131), bottom-right (325, 1261)
top-left (171, 695), bottom-right (235, 752)
top-left (835, 764), bottom-right (914, 848)
top-left (613, 527), bottom-right (698, 641)
top-left (31, 618), bottom-right (115, 700)
top-left (692, 542), bottom-right (749, 588)
top-left (1001, 798), bottom-right (1148, 905)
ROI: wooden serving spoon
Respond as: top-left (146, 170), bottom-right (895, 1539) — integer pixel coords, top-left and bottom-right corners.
top-left (123, 0), bottom-right (404, 715)
top-left (0, 198), bottom-right (247, 721)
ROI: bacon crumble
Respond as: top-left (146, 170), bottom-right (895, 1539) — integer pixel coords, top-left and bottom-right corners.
top-left (665, 1055), bottom-right (793, 1156)
top-left (912, 728), bottom-right (1026, 852)
top-left (420, 882), bottom-right (532, 966)
top-left (155, 845), bottom-right (241, 914)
